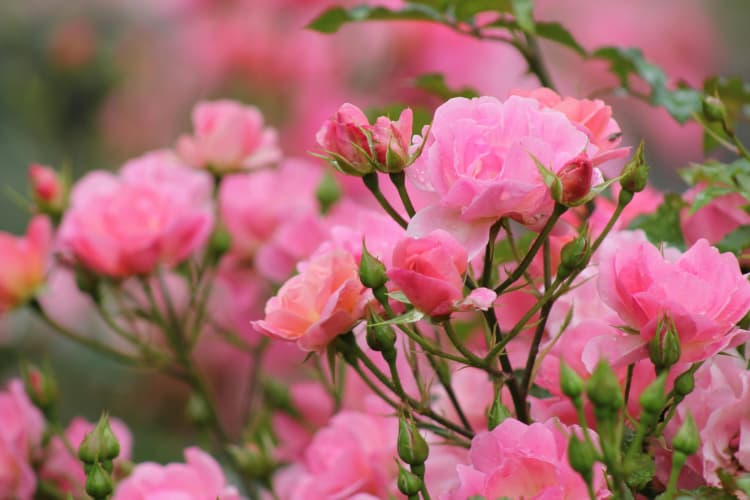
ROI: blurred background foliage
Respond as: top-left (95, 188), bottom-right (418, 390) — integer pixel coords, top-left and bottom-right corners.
top-left (1, 0), bottom-right (750, 463)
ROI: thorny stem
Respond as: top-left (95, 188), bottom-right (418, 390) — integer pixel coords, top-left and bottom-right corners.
top-left (363, 172), bottom-right (408, 228)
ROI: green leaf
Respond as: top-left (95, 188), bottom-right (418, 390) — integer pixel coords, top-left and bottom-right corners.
top-left (688, 185), bottom-right (734, 214)
top-left (511, 0), bottom-right (535, 33)
top-left (624, 453), bottom-right (655, 489)
top-left (386, 290), bottom-right (412, 304)
top-left (535, 22), bottom-right (586, 55)
top-left (679, 158), bottom-right (750, 188)
top-left (592, 47), bottom-right (702, 124)
top-left (674, 487), bottom-right (737, 500)
top-left (414, 73), bottom-right (479, 100)
top-left (454, 0), bottom-right (512, 22)
top-left (716, 225), bottom-right (750, 256)
top-left (369, 308), bottom-right (425, 326)
top-left (628, 193), bottom-right (687, 250)
top-left (307, 5), bottom-right (440, 33)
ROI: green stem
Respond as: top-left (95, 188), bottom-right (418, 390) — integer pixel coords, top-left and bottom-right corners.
top-left (521, 34), bottom-right (556, 89)
top-left (480, 219), bottom-right (504, 287)
top-left (363, 173), bottom-right (408, 228)
top-left (390, 171), bottom-right (416, 217)
top-left (442, 321), bottom-right (487, 369)
top-left (425, 354), bottom-right (473, 432)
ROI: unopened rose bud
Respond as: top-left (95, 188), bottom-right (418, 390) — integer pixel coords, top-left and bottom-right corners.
top-left (397, 463), bottom-right (423, 496)
top-left (673, 367), bottom-right (696, 400)
top-left (559, 360), bottom-right (584, 404)
top-left (487, 394), bottom-right (512, 430)
top-left (359, 241), bottom-right (388, 290)
top-left (21, 362), bottom-right (58, 416)
top-left (315, 103), bottom-right (375, 176)
top-left (366, 316), bottom-right (397, 355)
top-left (28, 164), bottom-right (68, 216)
top-left (85, 462), bottom-right (113, 499)
top-left (620, 142), bottom-right (648, 194)
top-left (227, 444), bottom-right (274, 480)
top-left (316, 170), bottom-right (341, 214)
top-left (586, 361), bottom-right (623, 411)
top-left (372, 108), bottom-right (413, 173)
top-left (78, 413), bottom-right (120, 464)
top-left (398, 418), bottom-right (429, 466)
top-left (639, 372), bottom-right (667, 416)
top-left (568, 434), bottom-right (596, 484)
top-left (672, 413), bottom-right (699, 456)
top-left (648, 316), bottom-right (681, 372)
top-left (702, 95), bottom-right (726, 123)
top-left (558, 155), bottom-right (593, 206)
top-left (558, 231), bottom-right (590, 279)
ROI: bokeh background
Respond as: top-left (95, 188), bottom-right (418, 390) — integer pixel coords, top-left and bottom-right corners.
top-left (1, 0), bottom-right (749, 463)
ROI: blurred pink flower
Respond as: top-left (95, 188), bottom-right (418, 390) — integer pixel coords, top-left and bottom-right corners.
top-left (0, 380), bottom-right (45, 500)
top-left (0, 216), bottom-right (52, 314)
top-left (28, 164), bottom-right (66, 208)
top-left (253, 250), bottom-right (370, 351)
top-left (598, 237), bottom-right (750, 362)
top-left (387, 230), bottom-right (468, 317)
top-left (442, 418), bottom-right (609, 499)
top-left (681, 184), bottom-right (750, 247)
top-left (40, 417), bottom-right (132, 497)
top-left (177, 100), bottom-right (281, 173)
top-left (114, 447), bottom-right (243, 500)
top-left (59, 150), bottom-right (214, 278)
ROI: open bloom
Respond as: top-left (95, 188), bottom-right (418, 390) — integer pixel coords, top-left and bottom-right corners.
top-left (176, 99), bottom-right (281, 173)
top-left (253, 250), bottom-right (370, 351)
top-left (0, 380), bottom-right (45, 500)
top-left (113, 447), bottom-right (243, 500)
top-left (0, 216), bottom-right (51, 314)
top-left (598, 238), bottom-right (750, 362)
top-left (59, 151), bottom-right (214, 278)
top-left (387, 230), bottom-right (468, 316)
top-left (40, 417), bottom-right (132, 497)
top-left (406, 95), bottom-right (591, 256)
top-left (443, 418), bottom-right (609, 499)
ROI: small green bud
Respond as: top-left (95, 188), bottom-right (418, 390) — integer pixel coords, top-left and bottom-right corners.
top-left (397, 464), bottom-right (423, 496)
top-left (487, 394), bottom-right (512, 431)
top-left (397, 418), bottom-right (429, 466)
top-left (567, 434), bottom-right (596, 484)
top-left (558, 231), bottom-right (590, 279)
top-left (586, 361), bottom-right (624, 411)
top-left (316, 170), bottom-right (341, 214)
top-left (648, 316), bottom-right (681, 372)
top-left (639, 372), bottom-right (668, 415)
top-left (366, 313), bottom-right (397, 353)
top-left (702, 95), bottom-right (726, 123)
top-left (227, 444), bottom-right (274, 480)
top-left (78, 413), bottom-right (120, 464)
top-left (85, 462), bottom-right (114, 499)
top-left (100, 459), bottom-right (114, 474)
top-left (359, 240), bottom-right (388, 290)
top-left (559, 361), bottom-right (585, 402)
top-left (620, 141), bottom-right (649, 194)
top-left (672, 413), bottom-right (700, 456)
top-left (673, 367), bottom-right (696, 399)
top-left (21, 361), bottom-right (58, 416)
top-left (186, 393), bottom-right (212, 427)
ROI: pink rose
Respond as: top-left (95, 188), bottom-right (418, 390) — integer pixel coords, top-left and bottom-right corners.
top-left (274, 411), bottom-right (398, 500)
top-left (40, 417), bottom-right (132, 496)
top-left (443, 418), bottom-right (609, 499)
top-left (253, 250), bottom-right (370, 351)
top-left (598, 237), bottom-right (750, 362)
top-left (406, 95), bottom-right (590, 256)
top-left (680, 184), bottom-right (750, 247)
top-left (387, 230), bottom-right (468, 316)
top-left (176, 99), bottom-right (281, 173)
top-left (0, 216), bottom-right (52, 314)
top-left (511, 88), bottom-right (629, 165)
top-left (0, 380), bottom-right (45, 500)
top-left (59, 151), bottom-right (214, 278)
top-left (558, 154), bottom-right (595, 205)
top-left (113, 447), bottom-right (243, 500)
top-left (371, 108), bottom-right (413, 172)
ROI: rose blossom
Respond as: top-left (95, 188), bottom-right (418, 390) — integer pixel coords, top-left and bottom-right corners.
top-left (28, 164), bottom-right (66, 208)
top-left (371, 107), bottom-right (413, 171)
top-left (0, 379), bottom-right (45, 499)
top-left (511, 88), bottom-right (629, 165)
top-left (443, 418), bottom-right (609, 499)
top-left (113, 447), bottom-right (243, 500)
top-left (40, 417), bottom-right (132, 496)
top-left (176, 99), bottom-right (281, 173)
top-left (253, 250), bottom-right (370, 351)
top-left (598, 237), bottom-right (750, 363)
top-left (59, 150), bottom-right (214, 278)
top-left (0, 216), bottom-right (52, 314)
top-left (406, 95), bottom-right (592, 256)
top-left (680, 184), bottom-right (750, 247)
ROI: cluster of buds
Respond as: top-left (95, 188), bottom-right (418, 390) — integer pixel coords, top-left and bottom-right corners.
top-left (78, 413), bottom-right (121, 499)
top-left (397, 417), bottom-right (430, 499)
top-left (315, 104), bottom-right (414, 176)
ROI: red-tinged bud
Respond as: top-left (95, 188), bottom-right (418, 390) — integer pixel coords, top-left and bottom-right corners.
top-left (372, 108), bottom-right (413, 173)
top-left (21, 362), bottom-right (58, 416)
top-left (316, 103), bottom-right (375, 176)
top-left (558, 155), bottom-right (593, 206)
top-left (28, 164), bottom-right (68, 216)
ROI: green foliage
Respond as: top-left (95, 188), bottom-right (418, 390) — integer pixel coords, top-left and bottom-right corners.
top-left (307, 5), bottom-right (440, 33)
top-left (679, 158), bottom-right (750, 213)
top-left (629, 193), bottom-right (687, 250)
top-left (592, 47), bottom-right (703, 123)
top-left (511, 0), bottom-right (535, 33)
top-left (414, 73), bottom-right (479, 100)
top-left (535, 22), bottom-right (586, 55)
top-left (674, 487), bottom-right (737, 500)
top-left (717, 226), bottom-right (750, 256)
top-left (702, 76), bottom-right (750, 152)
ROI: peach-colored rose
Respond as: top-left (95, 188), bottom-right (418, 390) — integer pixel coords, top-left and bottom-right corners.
top-left (0, 216), bottom-right (51, 314)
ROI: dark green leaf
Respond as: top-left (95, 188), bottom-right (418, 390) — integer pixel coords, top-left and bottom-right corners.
top-left (628, 193), bottom-right (687, 250)
top-left (704, 76), bottom-right (750, 128)
top-left (454, 0), bottom-right (512, 22)
top-left (535, 22), bottom-right (586, 55)
top-left (674, 487), bottom-right (737, 500)
top-left (716, 225), bottom-right (750, 256)
top-left (307, 5), bottom-right (440, 34)
top-left (689, 185), bottom-right (735, 214)
top-left (512, 0), bottom-right (535, 33)
top-left (414, 73), bottom-right (479, 100)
